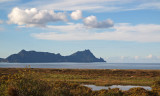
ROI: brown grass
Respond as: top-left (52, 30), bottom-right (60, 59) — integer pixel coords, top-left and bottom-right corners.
top-left (0, 68), bottom-right (160, 86)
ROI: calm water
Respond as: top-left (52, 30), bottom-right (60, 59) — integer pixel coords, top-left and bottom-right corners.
top-left (0, 62), bottom-right (160, 69)
top-left (84, 85), bottom-right (151, 91)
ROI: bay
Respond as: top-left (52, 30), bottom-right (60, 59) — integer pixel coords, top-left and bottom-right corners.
top-left (0, 62), bottom-right (160, 69)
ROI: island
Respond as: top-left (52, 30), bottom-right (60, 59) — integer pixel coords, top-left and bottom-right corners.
top-left (0, 49), bottom-right (106, 63)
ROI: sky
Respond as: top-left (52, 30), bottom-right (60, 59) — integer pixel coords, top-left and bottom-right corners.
top-left (0, 0), bottom-right (160, 63)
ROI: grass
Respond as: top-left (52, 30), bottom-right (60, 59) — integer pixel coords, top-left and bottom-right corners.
top-left (1, 68), bottom-right (160, 86)
top-left (0, 68), bottom-right (160, 96)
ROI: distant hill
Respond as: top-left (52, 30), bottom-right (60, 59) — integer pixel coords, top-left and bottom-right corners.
top-left (0, 58), bottom-right (4, 61)
top-left (0, 49), bottom-right (106, 63)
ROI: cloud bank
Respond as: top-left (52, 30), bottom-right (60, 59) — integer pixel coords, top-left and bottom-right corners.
top-left (32, 23), bottom-right (160, 42)
top-left (107, 54), bottom-right (160, 63)
top-left (8, 7), bottom-right (114, 29)
top-left (8, 7), bottom-right (67, 27)
top-left (83, 15), bottom-right (114, 28)
top-left (0, 0), bottom-right (16, 3)
top-left (19, 0), bottom-right (160, 12)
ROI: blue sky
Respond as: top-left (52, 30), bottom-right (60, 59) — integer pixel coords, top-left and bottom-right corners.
top-left (0, 0), bottom-right (160, 63)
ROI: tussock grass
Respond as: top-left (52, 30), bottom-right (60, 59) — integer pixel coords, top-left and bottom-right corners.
top-left (0, 68), bottom-right (160, 96)
top-left (1, 68), bottom-right (160, 86)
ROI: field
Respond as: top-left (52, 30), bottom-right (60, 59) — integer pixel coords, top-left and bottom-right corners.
top-left (1, 68), bottom-right (160, 86)
top-left (0, 68), bottom-right (160, 96)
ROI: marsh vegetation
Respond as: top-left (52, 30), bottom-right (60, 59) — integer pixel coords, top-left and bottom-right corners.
top-left (0, 68), bottom-right (160, 96)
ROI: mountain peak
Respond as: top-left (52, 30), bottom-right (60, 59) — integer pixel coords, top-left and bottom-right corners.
top-left (84, 49), bottom-right (91, 52)
top-left (19, 49), bottom-right (26, 53)
top-left (70, 49), bottom-right (93, 56)
top-left (68, 49), bottom-right (105, 62)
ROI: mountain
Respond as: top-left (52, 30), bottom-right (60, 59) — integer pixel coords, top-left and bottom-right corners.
top-left (0, 49), bottom-right (106, 63)
top-left (0, 58), bottom-right (5, 62)
top-left (6, 50), bottom-right (63, 63)
top-left (65, 50), bottom-right (105, 62)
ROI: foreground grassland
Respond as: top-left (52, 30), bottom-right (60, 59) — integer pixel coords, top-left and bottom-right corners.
top-left (0, 68), bottom-right (160, 96)
top-left (1, 68), bottom-right (160, 86)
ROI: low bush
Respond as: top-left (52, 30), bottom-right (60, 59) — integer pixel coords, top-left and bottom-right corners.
top-left (0, 68), bottom-right (51, 96)
top-left (152, 81), bottom-right (160, 96)
top-left (0, 68), bottom-right (160, 96)
top-left (124, 87), bottom-right (155, 96)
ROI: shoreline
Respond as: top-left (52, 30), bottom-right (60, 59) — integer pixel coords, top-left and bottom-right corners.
top-left (1, 67), bottom-right (160, 70)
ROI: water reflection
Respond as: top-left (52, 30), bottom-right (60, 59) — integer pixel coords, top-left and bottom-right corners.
top-left (84, 85), bottom-right (151, 91)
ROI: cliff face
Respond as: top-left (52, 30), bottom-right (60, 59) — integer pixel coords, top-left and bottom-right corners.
top-left (1, 49), bottom-right (106, 63)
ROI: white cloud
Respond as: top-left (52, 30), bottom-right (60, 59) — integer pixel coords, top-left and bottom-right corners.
top-left (134, 56), bottom-right (139, 60)
top-left (8, 7), bottom-right (67, 27)
top-left (107, 56), bottom-right (136, 63)
top-left (0, 0), bottom-right (16, 3)
top-left (32, 32), bottom-right (87, 40)
top-left (20, 0), bottom-right (160, 12)
top-left (107, 55), bottom-right (160, 63)
top-left (0, 20), bottom-right (3, 24)
top-left (33, 0), bottom-right (123, 11)
top-left (146, 54), bottom-right (153, 59)
top-left (83, 15), bottom-right (114, 28)
top-left (145, 54), bottom-right (160, 60)
top-left (157, 56), bottom-right (160, 59)
top-left (136, 2), bottom-right (160, 10)
top-left (47, 23), bottom-right (85, 32)
top-left (120, 56), bottom-right (124, 59)
top-left (32, 23), bottom-right (160, 42)
top-left (71, 10), bottom-right (82, 20)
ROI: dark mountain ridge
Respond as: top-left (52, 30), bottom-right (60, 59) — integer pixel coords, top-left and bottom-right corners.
top-left (0, 58), bottom-right (4, 61)
top-left (0, 49), bottom-right (106, 63)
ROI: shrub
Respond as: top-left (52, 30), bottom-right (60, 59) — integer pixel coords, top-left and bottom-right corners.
top-left (0, 68), bottom-right (159, 96)
top-left (0, 69), bottom-right (92, 96)
top-left (152, 81), bottom-right (160, 96)
top-left (7, 87), bottom-right (18, 96)
top-left (124, 87), bottom-right (152, 96)
top-left (91, 88), bottom-right (123, 96)
top-left (107, 88), bottom-right (123, 96)
top-left (0, 68), bottom-right (51, 96)
top-left (70, 85), bottom-right (92, 96)
top-left (92, 89), bottom-right (108, 96)
top-left (50, 81), bottom-right (92, 96)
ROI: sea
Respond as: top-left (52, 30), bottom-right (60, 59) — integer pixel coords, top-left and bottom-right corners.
top-left (0, 62), bottom-right (160, 69)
